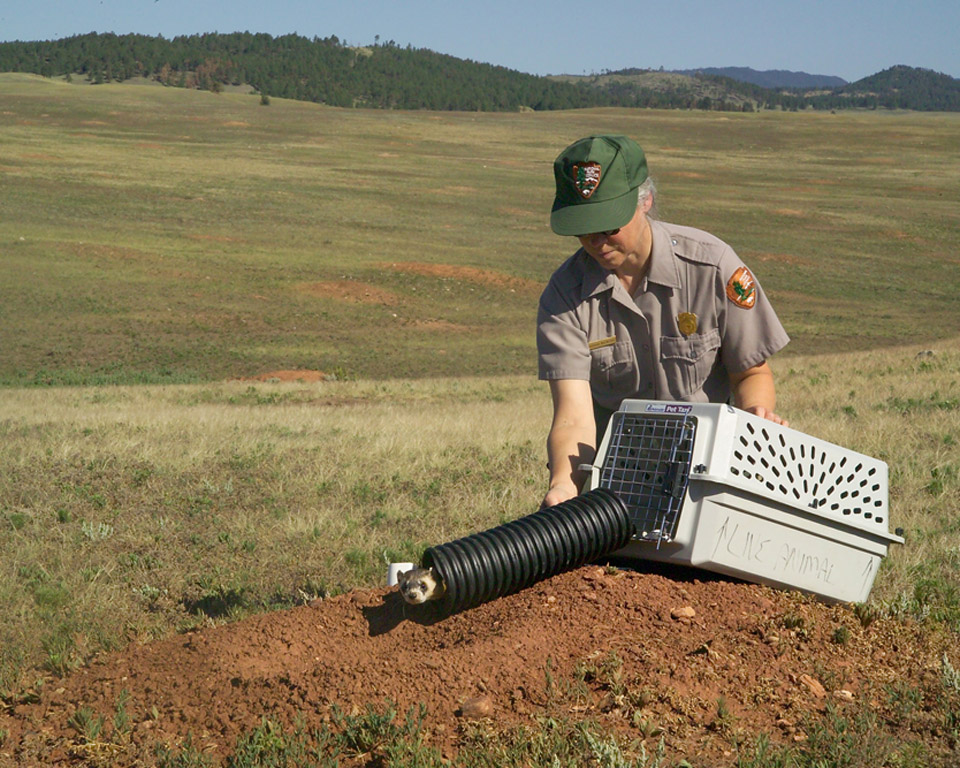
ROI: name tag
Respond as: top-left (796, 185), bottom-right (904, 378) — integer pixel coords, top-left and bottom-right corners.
top-left (588, 335), bottom-right (617, 351)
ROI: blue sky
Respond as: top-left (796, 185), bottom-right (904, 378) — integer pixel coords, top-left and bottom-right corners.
top-left (1, 0), bottom-right (958, 83)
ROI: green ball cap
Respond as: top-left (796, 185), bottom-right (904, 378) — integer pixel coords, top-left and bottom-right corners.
top-left (550, 135), bottom-right (648, 236)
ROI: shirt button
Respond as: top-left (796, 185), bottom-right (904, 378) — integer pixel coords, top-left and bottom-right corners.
top-left (671, 239), bottom-right (678, 245)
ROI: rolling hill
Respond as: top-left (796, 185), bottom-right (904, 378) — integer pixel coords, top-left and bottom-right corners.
top-left (0, 33), bottom-right (957, 111)
top-left (670, 66), bottom-right (847, 89)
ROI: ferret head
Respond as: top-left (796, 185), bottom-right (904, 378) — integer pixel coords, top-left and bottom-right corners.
top-left (397, 567), bottom-right (440, 604)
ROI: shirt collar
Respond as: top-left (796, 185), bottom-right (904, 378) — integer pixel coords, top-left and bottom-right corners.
top-left (578, 219), bottom-right (681, 300)
top-left (579, 252), bottom-right (617, 300)
top-left (646, 220), bottom-right (682, 289)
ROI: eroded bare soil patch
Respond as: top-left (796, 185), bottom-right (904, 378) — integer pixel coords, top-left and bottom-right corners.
top-left (382, 262), bottom-right (542, 294)
top-left (296, 280), bottom-right (402, 305)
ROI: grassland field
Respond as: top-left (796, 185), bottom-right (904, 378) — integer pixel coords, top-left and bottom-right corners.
top-left (0, 73), bottom-right (959, 759)
top-left (2, 73), bottom-right (959, 385)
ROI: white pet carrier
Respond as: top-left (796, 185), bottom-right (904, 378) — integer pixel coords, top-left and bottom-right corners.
top-left (585, 400), bottom-right (903, 603)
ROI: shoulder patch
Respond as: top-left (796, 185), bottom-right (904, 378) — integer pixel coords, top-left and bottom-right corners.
top-left (726, 266), bottom-right (757, 309)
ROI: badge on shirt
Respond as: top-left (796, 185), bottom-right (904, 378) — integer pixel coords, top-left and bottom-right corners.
top-left (677, 312), bottom-right (698, 336)
top-left (726, 266), bottom-right (757, 309)
top-left (588, 335), bottom-right (617, 350)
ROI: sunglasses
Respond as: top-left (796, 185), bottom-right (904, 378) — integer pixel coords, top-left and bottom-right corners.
top-left (580, 228), bottom-right (620, 238)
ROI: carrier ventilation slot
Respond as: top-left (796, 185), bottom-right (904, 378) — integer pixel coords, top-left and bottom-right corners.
top-left (729, 424), bottom-right (886, 525)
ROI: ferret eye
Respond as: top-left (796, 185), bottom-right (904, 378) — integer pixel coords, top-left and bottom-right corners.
top-left (418, 582), bottom-right (427, 589)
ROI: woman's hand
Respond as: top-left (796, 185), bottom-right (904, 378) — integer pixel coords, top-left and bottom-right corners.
top-left (743, 404), bottom-right (789, 428)
top-left (541, 481), bottom-right (579, 509)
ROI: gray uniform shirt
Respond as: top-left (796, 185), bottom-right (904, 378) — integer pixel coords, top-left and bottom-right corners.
top-left (537, 219), bottom-right (789, 421)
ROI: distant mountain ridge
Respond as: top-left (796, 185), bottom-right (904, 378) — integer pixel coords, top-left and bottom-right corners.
top-left (578, 65), bottom-right (960, 111)
top-left (670, 67), bottom-right (847, 89)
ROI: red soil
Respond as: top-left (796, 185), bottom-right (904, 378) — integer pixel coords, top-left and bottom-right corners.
top-left (1, 565), bottom-right (955, 767)
top-left (382, 262), bottom-right (542, 295)
top-left (238, 370), bottom-right (327, 383)
top-left (296, 280), bottom-right (402, 305)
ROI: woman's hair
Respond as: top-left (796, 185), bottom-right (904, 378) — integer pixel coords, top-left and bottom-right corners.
top-left (637, 177), bottom-right (658, 219)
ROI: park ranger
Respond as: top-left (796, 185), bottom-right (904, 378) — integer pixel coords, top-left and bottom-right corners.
top-left (538, 135), bottom-right (790, 508)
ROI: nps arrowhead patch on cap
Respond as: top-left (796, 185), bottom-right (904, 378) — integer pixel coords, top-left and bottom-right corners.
top-left (726, 266), bottom-right (757, 309)
top-left (572, 162), bottom-right (602, 199)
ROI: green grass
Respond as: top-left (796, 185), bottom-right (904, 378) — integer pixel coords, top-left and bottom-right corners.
top-left (2, 75), bottom-right (960, 385)
top-left (152, 701), bottom-right (661, 768)
top-left (145, 683), bottom-right (947, 767)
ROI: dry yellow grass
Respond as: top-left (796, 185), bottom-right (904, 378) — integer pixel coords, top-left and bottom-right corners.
top-left (1, 337), bottom-right (958, 690)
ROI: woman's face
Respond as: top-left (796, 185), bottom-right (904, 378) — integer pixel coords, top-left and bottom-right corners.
top-left (577, 195), bottom-right (653, 272)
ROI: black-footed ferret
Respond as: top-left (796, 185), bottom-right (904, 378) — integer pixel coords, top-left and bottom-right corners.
top-left (397, 566), bottom-right (446, 604)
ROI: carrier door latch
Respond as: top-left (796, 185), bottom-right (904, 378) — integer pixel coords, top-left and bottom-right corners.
top-left (662, 461), bottom-right (690, 500)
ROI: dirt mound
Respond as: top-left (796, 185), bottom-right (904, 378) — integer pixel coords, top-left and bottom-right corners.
top-left (238, 370), bottom-right (327, 383)
top-left (296, 280), bottom-right (402, 305)
top-left (382, 262), bottom-right (542, 294)
top-left (1, 566), bottom-right (954, 766)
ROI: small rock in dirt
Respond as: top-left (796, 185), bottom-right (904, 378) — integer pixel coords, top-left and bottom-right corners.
top-left (459, 694), bottom-right (494, 719)
top-left (671, 606), bottom-right (696, 621)
top-left (798, 674), bottom-right (827, 698)
top-left (459, 694), bottom-right (493, 720)
top-left (598, 692), bottom-right (622, 713)
top-left (833, 689), bottom-right (855, 702)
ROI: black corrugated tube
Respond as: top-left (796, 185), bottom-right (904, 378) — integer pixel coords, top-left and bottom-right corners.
top-left (421, 487), bottom-right (632, 614)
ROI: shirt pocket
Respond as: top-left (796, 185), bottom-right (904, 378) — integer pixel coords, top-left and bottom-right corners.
top-left (590, 340), bottom-right (640, 409)
top-left (660, 328), bottom-right (721, 400)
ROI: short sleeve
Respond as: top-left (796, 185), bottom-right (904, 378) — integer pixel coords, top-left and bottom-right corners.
top-left (537, 281), bottom-right (591, 381)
